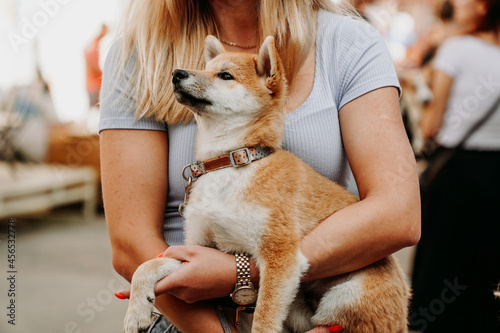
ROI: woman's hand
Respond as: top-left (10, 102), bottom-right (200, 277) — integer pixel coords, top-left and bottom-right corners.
top-left (117, 246), bottom-right (244, 303)
top-left (158, 245), bottom-right (238, 303)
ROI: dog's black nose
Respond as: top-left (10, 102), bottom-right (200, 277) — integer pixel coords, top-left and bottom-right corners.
top-left (172, 69), bottom-right (189, 84)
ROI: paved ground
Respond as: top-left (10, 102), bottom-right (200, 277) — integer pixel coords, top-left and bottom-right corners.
top-left (0, 206), bottom-right (416, 333)
top-left (0, 208), bottom-right (128, 333)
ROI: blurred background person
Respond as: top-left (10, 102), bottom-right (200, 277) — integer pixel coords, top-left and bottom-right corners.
top-left (84, 24), bottom-right (108, 109)
top-left (411, 0), bottom-right (500, 331)
top-left (0, 64), bottom-right (57, 163)
top-left (408, 0), bottom-right (467, 67)
top-left (420, 0), bottom-right (465, 65)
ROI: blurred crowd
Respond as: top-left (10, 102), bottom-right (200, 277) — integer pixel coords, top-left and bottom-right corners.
top-left (0, 23), bottom-right (108, 165)
top-left (354, 1), bottom-right (500, 332)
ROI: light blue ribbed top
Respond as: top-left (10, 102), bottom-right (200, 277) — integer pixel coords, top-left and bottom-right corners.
top-left (99, 10), bottom-right (401, 246)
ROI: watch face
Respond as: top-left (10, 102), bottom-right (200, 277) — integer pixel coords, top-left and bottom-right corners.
top-left (232, 286), bottom-right (258, 305)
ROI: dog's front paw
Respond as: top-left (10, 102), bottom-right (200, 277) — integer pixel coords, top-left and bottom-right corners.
top-left (123, 298), bottom-right (154, 333)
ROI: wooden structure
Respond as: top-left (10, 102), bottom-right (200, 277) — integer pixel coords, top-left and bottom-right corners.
top-left (0, 162), bottom-right (97, 220)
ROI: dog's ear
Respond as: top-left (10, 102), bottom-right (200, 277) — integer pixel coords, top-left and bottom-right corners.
top-left (204, 35), bottom-right (226, 64)
top-left (257, 36), bottom-right (284, 93)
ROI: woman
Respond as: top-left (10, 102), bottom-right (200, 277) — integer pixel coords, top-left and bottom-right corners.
top-left (100, 0), bottom-right (420, 332)
top-left (413, 0), bottom-right (500, 331)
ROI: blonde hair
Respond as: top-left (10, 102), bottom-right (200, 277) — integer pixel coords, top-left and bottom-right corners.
top-left (117, 0), bottom-right (354, 124)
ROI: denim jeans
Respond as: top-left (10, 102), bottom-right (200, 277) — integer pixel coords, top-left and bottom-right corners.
top-left (147, 313), bottom-right (180, 333)
top-left (147, 305), bottom-right (235, 333)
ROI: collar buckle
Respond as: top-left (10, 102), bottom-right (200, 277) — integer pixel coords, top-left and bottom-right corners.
top-left (229, 148), bottom-right (252, 168)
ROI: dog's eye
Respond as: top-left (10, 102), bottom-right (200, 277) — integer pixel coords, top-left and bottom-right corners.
top-left (217, 72), bottom-right (234, 81)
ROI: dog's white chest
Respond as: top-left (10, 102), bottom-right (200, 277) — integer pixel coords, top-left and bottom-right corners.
top-left (182, 166), bottom-right (268, 254)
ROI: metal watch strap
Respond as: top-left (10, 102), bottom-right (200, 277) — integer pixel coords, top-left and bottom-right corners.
top-left (235, 253), bottom-right (252, 286)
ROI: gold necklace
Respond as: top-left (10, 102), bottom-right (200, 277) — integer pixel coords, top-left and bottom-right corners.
top-left (220, 39), bottom-right (257, 49)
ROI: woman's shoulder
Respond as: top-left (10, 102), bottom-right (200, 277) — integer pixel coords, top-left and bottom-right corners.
top-left (316, 10), bottom-right (400, 111)
top-left (318, 9), bottom-right (379, 43)
top-left (103, 38), bottom-right (137, 74)
top-left (99, 39), bottom-right (167, 133)
top-left (317, 9), bottom-right (390, 67)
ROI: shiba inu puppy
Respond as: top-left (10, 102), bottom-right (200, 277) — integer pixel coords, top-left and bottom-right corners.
top-left (124, 35), bottom-right (410, 333)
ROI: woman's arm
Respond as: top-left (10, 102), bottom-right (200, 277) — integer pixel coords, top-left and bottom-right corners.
top-left (101, 129), bottom-right (169, 278)
top-left (301, 86), bottom-right (421, 281)
top-left (100, 129), bottom-right (235, 333)
top-left (420, 70), bottom-right (454, 139)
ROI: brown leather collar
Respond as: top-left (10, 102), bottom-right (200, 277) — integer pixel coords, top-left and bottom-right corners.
top-left (183, 146), bottom-right (274, 180)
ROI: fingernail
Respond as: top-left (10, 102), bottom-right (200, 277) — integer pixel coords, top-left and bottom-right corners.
top-left (328, 325), bottom-right (344, 333)
top-left (114, 292), bottom-right (127, 300)
top-left (156, 252), bottom-right (164, 258)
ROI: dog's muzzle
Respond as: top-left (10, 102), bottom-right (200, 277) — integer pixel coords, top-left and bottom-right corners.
top-left (172, 69), bottom-right (189, 85)
top-left (172, 69), bottom-right (212, 108)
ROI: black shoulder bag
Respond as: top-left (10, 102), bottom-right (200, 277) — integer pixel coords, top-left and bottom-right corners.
top-left (419, 93), bottom-right (500, 195)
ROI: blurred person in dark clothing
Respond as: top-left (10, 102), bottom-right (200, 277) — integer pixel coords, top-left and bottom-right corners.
top-left (411, 0), bottom-right (500, 331)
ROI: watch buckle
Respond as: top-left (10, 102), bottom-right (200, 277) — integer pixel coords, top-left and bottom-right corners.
top-left (235, 306), bottom-right (256, 327)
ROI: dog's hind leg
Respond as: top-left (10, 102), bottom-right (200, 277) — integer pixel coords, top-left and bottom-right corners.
top-left (311, 257), bottom-right (409, 332)
top-left (284, 290), bottom-right (315, 333)
top-left (124, 258), bottom-right (182, 333)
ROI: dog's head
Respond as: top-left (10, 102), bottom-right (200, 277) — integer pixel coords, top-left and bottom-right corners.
top-left (172, 35), bottom-right (287, 149)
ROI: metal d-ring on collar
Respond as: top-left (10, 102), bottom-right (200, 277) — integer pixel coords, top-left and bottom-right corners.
top-left (182, 164), bottom-right (197, 182)
top-left (178, 175), bottom-right (193, 217)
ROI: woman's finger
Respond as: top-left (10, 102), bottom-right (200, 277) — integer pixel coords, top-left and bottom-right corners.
top-left (114, 289), bottom-right (130, 299)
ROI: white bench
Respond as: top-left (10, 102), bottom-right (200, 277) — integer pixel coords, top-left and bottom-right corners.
top-left (0, 162), bottom-right (97, 220)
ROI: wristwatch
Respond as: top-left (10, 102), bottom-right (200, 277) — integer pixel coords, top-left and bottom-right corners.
top-left (230, 253), bottom-right (258, 305)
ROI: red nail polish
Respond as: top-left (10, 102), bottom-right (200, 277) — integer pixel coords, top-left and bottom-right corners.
top-left (328, 325), bottom-right (344, 333)
top-left (114, 292), bottom-right (126, 300)
top-left (156, 252), bottom-right (164, 258)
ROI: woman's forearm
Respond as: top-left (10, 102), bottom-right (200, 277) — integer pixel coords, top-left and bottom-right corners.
top-left (100, 129), bottom-right (232, 331)
top-left (112, 237), bottom-right (169, 282)
top-left (300, 194), bottom-right (420, 282)
top-left (302, 87), bottom-right (421, 281)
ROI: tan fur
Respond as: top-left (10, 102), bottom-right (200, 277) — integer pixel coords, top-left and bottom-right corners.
top-left (124, 36), bottom-right (410, 333)
top-left (242, 149), bottom-right (410, 332)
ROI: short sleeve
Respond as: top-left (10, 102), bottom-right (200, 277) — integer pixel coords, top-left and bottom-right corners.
top-left (335, 18), bottom-right (401, 110)
top-left (432, 37), bottom-right (462, 78)
top-left (98, 41), bottom-right (167, 133)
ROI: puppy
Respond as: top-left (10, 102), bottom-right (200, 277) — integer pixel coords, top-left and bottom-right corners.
top-left (124, 35), bottom-right (410, 333)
